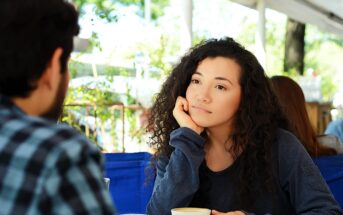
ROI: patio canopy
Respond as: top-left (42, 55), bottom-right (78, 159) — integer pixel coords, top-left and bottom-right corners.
top-left (231, 0), bottom-right (343, 38)
top-left (227, 0), bottom-right (343, 67)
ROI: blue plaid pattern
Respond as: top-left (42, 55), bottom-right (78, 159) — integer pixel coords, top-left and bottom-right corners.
top-left (0, 95), bottom-right (116, 215)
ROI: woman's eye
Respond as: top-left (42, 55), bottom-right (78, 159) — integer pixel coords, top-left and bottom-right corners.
top-left (191, 79), bottom-right (200, 84)
top-left (216, 85), bottom-right (227, 91)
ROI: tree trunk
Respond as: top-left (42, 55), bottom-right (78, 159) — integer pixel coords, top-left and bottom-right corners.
top-left (284, 18), bottom-right (306, 75)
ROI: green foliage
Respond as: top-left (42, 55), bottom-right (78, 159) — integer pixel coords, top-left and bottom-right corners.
top-left (233, 13), bottom-right (340, 101)
top-left (66, 0), bottom-right (172, 151)
top-left (67, 0), bottom-right (343, 150)
top-left (74, 0), bottom-right (118, 22)
top-left (235, 17), bottom-right (256, 46)
top-left (304, 25), bottom-right (343, 101)
top-left (276, 24), bottom-right (341, 101)
top-left (320, 76), bottom-right (338, 101)
top-left (234, 15), bottom-right (287, 76)
top-left (192, 34), bottom-right (207, 46)
top-left (63, 74), bottom-right (145, 151)
top-left (68, 60), bottom-right (79, 79)
top-left (73, 0), bottom-right (169, 21)
top-left (148, 35), bottom-right (173, 77)
top-left (68, 60), bottom-right (136, 77)
top-left (89, 32), bottom-right (102, 51)
top-left (265, 18), bottom-right (286, 76)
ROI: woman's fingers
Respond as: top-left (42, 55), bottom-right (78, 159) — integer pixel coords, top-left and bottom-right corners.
top-left (212, 210), bottom-right (219, 214)
top-left (173, 97), bottom-right (186, 118)
top-left (173, 96), bottom-right (204, 134)
top-left (212, 210), bottom-right (225, 215)
top-left (212, 210), bottom-right (245, 215)
top-left (181, 98), bottom-right (188, 112)
top-left (176, 96), bottom-right (188, 112)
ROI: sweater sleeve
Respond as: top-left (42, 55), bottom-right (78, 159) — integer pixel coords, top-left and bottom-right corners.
top-left (146, 127), bottom-right (206, 215)
top-left (276, 129), bottom-right (343, 214)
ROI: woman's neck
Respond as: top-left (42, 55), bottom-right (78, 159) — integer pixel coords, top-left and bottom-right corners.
top-left (204, 126), bottom-right (236, 172)
top-left (206, 125), bottom-right (233, 149)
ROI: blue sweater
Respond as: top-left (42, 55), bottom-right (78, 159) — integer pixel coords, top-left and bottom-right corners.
top-left (146, 127), bottom-right (343, 215)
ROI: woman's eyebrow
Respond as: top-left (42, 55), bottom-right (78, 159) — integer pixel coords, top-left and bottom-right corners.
top-left (193, 71), bottom-right (233, 85)
top-left (215, 77), bottom-right (233, 85)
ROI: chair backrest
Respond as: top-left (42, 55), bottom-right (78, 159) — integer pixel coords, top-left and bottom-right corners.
top-left (104, 152), bottom-right (155, 214)
top-left (313, 154), bottom-right (343, 208)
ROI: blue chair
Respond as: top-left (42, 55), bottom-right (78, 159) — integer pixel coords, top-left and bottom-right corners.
top-left (104, 152), bottom-right (155, 214)
top-left (313, 154), bottom-right (343, 208)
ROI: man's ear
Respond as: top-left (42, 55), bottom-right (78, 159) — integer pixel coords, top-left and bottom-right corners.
top-left (39, 48), bottom-right (63, 90)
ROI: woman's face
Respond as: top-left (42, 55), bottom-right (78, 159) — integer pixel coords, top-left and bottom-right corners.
top-left (186, 57), bottom-right (242, 130)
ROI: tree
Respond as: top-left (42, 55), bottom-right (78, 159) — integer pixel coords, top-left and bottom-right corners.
top-left (284, 18), bottom-right (306, 75)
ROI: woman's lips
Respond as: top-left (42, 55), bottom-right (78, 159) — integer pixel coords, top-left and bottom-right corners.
top-left (192, 106), bottom-right (212, 113)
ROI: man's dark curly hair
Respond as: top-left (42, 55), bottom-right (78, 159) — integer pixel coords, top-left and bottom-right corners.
top-left (148, 37), bottom-right (288, 209)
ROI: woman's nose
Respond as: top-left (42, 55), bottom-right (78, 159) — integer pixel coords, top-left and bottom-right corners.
top-left (196, 90), bottom-right (211, 103)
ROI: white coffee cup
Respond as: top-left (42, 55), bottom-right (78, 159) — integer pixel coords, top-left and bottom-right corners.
top-left (171, 207), bottom-right (211, 215)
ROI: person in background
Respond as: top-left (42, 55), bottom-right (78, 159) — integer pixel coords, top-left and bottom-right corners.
top-left (271, 75), bottom-right (343, 155)
top-left (326, 118), bottom-right (343, 143)
top-left (146, 38), bottom-right (342, 215)
top-left (0, 0), bottom-right (116, 214)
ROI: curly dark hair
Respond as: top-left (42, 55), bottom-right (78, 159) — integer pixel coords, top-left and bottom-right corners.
top-left (148, 37), bottom-right (288, 209)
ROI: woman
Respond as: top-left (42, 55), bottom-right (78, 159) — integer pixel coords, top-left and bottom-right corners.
top-left (271, 75), bottom-right (342, 156)
top-left (146, 38), bottom-right (342, 215)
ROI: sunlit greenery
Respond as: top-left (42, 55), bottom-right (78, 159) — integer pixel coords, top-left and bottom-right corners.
top-left (65, 0), bottom-right (343, 151)
top-left (73, 0), bottom-right (169, 22)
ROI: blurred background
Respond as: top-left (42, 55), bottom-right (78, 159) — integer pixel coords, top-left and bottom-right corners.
top-left (62, 0), bottom-right (343, 153)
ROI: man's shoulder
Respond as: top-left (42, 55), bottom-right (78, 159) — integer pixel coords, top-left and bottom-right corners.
top-left (1, 112), bottom-right (97, 156)
top-left (11, 113), bottom-right (84, 139)
top-left (32, 118), bottom-right (98, 155)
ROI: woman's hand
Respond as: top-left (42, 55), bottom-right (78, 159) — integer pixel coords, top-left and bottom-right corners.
top-left (173, 96), bottom-right (204, 134)
top-left (212, 210), bottom-right (246, 215)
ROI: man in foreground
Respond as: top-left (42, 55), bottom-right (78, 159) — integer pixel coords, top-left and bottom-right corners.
top-left (0, 0), bottom-right (116, 214)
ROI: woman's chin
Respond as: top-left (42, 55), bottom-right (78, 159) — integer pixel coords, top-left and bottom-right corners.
top-left (192, 119), bottom-right (211, 128)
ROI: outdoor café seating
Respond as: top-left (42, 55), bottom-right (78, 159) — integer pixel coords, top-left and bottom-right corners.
top-left (103, 152), bottom-right (343, 213)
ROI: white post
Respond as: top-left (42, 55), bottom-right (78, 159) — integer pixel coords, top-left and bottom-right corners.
top-left (180, 0), bottom-right (193, 54)
top-left (144, 0), bottom-right (151, 22)
top-left (256, 0), bottom-right (266, 69)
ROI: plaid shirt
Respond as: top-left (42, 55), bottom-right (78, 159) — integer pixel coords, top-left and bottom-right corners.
top-left (0, 95), bottom-right (116, 215)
